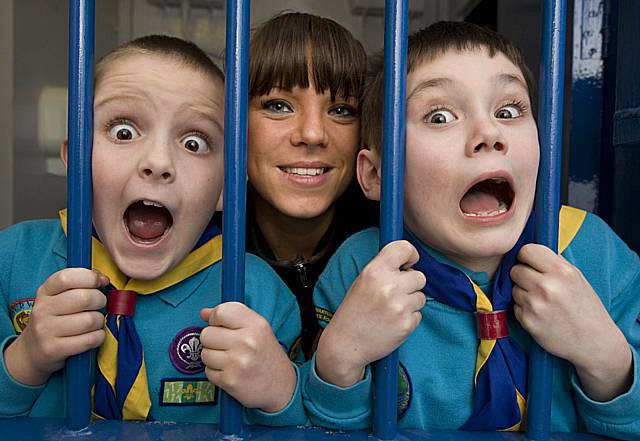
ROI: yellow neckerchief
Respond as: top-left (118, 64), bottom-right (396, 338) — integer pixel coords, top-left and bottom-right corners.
top-left (473, 205), bottom-right (586, 431)
top-left (58, 209), bottom-right (222, 293)
top-left (59, 209), bottom-right (222, 420)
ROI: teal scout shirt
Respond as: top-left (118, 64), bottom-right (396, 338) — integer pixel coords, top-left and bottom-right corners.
top-left (303, 212), bottom-right (640, 440)
top-left (0, 219), bottom-right (306, 426)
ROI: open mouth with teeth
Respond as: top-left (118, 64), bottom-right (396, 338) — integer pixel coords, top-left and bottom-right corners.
top-left (460, 177), bottom-right (514, 218)
top-left (124, 200), bottom-right (173, 244)
top-left (279, 166), bottom-right (330, 177)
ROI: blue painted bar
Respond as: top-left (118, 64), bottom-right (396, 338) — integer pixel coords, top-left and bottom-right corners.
top-left (65, 0), bottom-right (95, 431)
top-left (374, 0), bottom-right (408, 439)
top-left (0, 418), bottom-right (613, 441)
top-left (219, 0), bottom-right (250, 436)
top-left (527, 1), bottom-right (567, 440)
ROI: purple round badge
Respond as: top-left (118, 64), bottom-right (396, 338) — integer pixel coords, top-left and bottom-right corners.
top-left (169, 326), bottom-right (205, 374)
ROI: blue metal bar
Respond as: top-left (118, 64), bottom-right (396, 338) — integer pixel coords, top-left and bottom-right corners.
top-left (220, 0), bottom-right (250, 436)
top-left (65, 0), bottom-right (95, 431)
top-left (373, 0), bottom-right (408, 439)
top-left (527, 1), bottom-right (567, 440)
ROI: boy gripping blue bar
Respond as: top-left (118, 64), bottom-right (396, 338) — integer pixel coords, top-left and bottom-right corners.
top-left (527, 1), bottom-right (567, 440)
top-left (220, 0), bottom-right (250, 436)
top-left (65, 0), bottom-right (95, 431)
top-left (374, 0), bottom-right (408, 439)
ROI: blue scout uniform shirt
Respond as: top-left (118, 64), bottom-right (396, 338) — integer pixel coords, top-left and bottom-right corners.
top-left (0, 219), bottom-right (306, 426)
top-left (303, 210), bottom-right (640, 440)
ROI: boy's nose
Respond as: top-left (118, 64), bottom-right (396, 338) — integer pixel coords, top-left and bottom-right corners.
top-left (291, 111), bottom-right (328, 148)
top-left (138, 144), bottom-right (176, 182)
top-left (465, 118), bottom-right (508, 156)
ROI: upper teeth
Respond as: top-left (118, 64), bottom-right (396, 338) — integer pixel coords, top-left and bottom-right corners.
top-left (463, 201), bottom-right (508, 217)
top-left (142, 200), bottom-right (164, 208)
top-left (283, 167), bottom-right (325, 176)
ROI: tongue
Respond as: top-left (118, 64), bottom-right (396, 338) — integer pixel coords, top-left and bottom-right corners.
top-left (460, 190), bottom-right (500, 214)
top-left (126, 204), bottom-right (169, 240)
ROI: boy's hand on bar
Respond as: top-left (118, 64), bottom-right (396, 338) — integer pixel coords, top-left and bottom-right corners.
top-left (315, 240), bottom-right (426, 387)
top-left (3, 268), bottom-right (108, 386)
top-left (511, 243), bottom-right (633, 401)
top-left (199, 302), bottom-right (297, 413)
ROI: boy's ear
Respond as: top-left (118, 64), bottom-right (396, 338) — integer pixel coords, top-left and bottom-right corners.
top-left (357, 148), bottom-right (381, 202)
top-left (60, 139), bottom-right (69, 170)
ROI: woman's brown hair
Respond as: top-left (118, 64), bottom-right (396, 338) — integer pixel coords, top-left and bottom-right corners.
top-left (249, 12), bottom-right (366, 103)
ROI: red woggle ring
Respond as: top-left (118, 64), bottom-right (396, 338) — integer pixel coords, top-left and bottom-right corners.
top-left (476, 310), bottom-right (509, 340)
top-left (107, 290), bottom-right (138, 316)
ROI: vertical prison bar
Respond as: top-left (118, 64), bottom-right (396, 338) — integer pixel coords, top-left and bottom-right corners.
top-left (374, 0), bottom-right (408, 439)
top-left (527, 0), bottom-right (568, 440)
top-left (220, 0), bottom-right (250, 436)
top-left (65, 0), bottom-right (95, 431)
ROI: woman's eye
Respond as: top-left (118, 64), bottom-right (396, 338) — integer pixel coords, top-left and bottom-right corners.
top-left (329, 105), bottom-right (356, 118)
top-left (182, 134), bottom-right (209, 153)
top-left (264, 100), bottom-right (293, 114)
top-left (108, 122), bottom-right (139, 141)
top-left (495, 105), bottom-right (522, 119)
top-left (425, 109), bottom-right (455, 124)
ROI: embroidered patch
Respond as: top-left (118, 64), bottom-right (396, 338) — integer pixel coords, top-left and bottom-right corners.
top-left (397, 362), bottom-right (412, 418)
top-left (159, 378), bottom-right (216, 406)
top-left (169, 326), bottom-right (205, 374)
top-left (9, 298), bottom-right (35, 333)
top-left (315, 306), bottom-right (333, 324)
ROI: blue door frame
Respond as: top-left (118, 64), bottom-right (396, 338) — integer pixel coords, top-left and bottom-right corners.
top-left (568, 0), bottom-right (640, 254)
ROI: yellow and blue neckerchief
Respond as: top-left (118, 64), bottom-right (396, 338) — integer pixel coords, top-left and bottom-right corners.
top-left (404, 206), bottom-right (586, 431)
top-left (58, 209), bottom-right (223, 420)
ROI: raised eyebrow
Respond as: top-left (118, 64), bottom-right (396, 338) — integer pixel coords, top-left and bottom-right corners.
top-left (186, 107), bottom-right (224, 134)
top-left (94, 93), bottom-right (150, 111)
top-left (495, 73), bottom-right (528, 92)
top-left (407, 78), bottom-right (454, 103)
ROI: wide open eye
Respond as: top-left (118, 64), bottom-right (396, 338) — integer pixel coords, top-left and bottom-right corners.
top-left (495, 105), bottom-right (522, 119)
top-left (425, 109), bottom-right (455, 124)
top-left (108, 122), bottom-right (139, 141)
top-left (182, 134), bottom-right (210, 153)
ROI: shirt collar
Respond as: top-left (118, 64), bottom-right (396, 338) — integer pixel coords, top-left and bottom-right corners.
top-left (404, 228), bottom-right (490, 292)
top-left (55, 209), bottom-right (222, 307)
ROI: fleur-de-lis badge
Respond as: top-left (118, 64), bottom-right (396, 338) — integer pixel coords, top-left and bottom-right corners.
top-left (180, 336), bottom-right (202, 362)
top-left (170, 326), bottom-right (205, 374)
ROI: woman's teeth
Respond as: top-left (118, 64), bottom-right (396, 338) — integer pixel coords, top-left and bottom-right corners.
top-left (463, 201), bottom-right (509, 217)
top-left (282, 167), bottom-right (325, 176)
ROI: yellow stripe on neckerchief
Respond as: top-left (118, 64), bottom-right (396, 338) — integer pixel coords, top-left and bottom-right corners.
top-left (58, 209), bottom-right (222, 420)
top-left (405, 206), bottom-right (586, 431)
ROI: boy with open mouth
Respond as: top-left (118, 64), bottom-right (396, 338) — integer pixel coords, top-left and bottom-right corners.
top-left (0, 35), bottom-right (305, 425)
top-left (303, 22), bottom-right (639, 439)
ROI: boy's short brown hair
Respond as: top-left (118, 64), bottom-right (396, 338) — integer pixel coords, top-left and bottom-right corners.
top-left (249, 12), bottom-right (366, 103)
top-left (95, 35), bottom-right (224, 88)
top-left (361, 21), bottom-right (536, 150)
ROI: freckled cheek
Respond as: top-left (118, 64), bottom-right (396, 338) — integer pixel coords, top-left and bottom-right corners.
top-left (248, 119), bottom-right (283, 159)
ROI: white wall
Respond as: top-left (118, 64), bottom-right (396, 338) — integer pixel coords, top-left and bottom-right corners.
top-left (117, 0), bottom-right (479, 58)
top-left (0, 1), bottom-right (13, 229)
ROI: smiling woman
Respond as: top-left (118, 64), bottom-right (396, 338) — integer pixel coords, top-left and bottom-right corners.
top-left (244, 12), bottom-right (378, 359)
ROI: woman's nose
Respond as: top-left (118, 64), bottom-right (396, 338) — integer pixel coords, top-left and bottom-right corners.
top-left (291, 110), bottom-right (329, 148)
